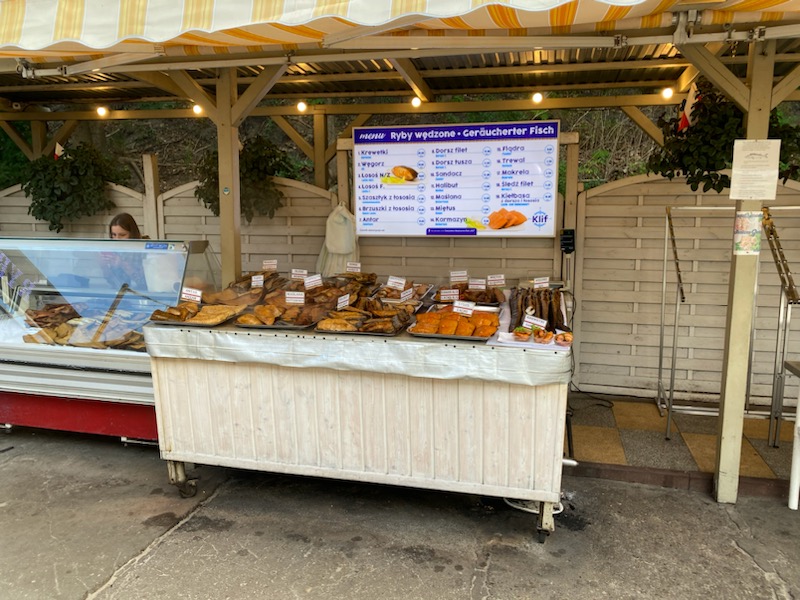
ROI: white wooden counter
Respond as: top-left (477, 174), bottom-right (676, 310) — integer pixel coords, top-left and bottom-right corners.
top-left (144, 324), bottom-right (572, 534)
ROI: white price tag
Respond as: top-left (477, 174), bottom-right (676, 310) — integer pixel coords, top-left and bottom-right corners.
top-left (285, 291), bottom-right (305, 305)
top-left (304, 274), bottom-right (323, 289)
top-left (291, 268), bottom-right (308, 280)
top-left (468, 278), bottom-right (486, 290)
top-left (487, 274), bottom-right (505, 287)
top-left (251, 274), bottom-right (264, 289)
top-left (533, 276), bottom-right (550, 289)
top-left (180, 287), bottom-right (203, 303)
top-left (400, 287), bottom-right (414, 301)
top-left (453, 300), bottom-right (476, 316)
top-left (262, 259), bottom-right (278, 272)
top-left (440, 288), bottom-right (460, 301)
top-left (450, 270), bottom-right (468, 283)
top-left (346, 262), bottom-right (362, 273)
top-left (386, 276), bottom-right (406, 291)
top-left (524, 314), bottom-right (548, 329)
top-left (337, 293), bottom-right (351, 309)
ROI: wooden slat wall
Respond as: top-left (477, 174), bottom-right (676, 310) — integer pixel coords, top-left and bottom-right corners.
top-left (0, 183), bottom-right (145, 238)
top-left (573, 174), bottom-right (800, 407)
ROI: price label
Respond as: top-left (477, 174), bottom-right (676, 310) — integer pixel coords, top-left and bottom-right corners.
top-left (533, 276), bottom-right (550, 289)
top-left (524, 314), bottom-right (548, 330)
top-left (440, 288), bottom-right (460, 301)
top-left (468, 278), bottom-right (486, 291)
top-left (291, 268), bottom-right (308, 280)
top-left (337, 293), bottom-right (351, 310)
top-left (400, 287), bottom-right (414, 301)
top-left (262, 259), bottom-right (278, 272)
top-left (450, 270), bottom-right (468, 283)
top-left (304, 274), bottom-right (323, 289)
top-left (180, 287), bottom-right (202, 303)
top-left (346, 261), bottom-right (362, 273)
top-left (487, 274), bottom-right (505, 288)
top-left (285, 291), bottom-right (305, 305)
top-left (453, 300), bottom-right (476, 316)
top-left (251, 274), bottom-right (264, 289)
top-left (386, 276), bottom-right (406, 291)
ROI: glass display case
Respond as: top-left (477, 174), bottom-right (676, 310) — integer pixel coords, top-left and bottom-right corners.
top-left (0, 238), bottom-right (220, 354)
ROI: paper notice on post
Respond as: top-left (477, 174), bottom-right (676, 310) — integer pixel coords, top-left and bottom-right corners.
top-left (729, 139), bottom-right (781, 200)
top-left (733, 211), bottom-right (762, 255)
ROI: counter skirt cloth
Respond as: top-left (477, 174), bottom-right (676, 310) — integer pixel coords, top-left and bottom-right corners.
top-left (143, 324), bottom-right (571, 387)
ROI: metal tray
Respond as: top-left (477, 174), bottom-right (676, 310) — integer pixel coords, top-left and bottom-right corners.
top-left (406, 325), bottom-right (493, 341)
top-left (235, 321), bottom-right (315, 330)
top-left (149, 314), bottom-right (239, 327)
top-left (313, 326), bottom-right (402, 337)
top-left (372, 283), bottom-right (433, 302)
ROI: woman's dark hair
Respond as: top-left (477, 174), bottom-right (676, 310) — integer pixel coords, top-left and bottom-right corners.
top-left (109, 213), bottom-right (142, 239)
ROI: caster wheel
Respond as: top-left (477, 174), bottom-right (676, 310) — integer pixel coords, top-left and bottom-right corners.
top-left (537, 530), bottom-right (549, 544)
top-left (177, 479), bottom-right (197, 498)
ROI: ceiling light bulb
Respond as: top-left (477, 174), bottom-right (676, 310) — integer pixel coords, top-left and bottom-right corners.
top-left (532, 92), bottom-right (543, 104)
top-left (297, 101), bottom-right (308, 112)
top-left (662, 87), bottom-right (674, 100)
top-left (192, 104), bottom-right (203, 115)
top-left (411, 97), bottom-right (422, 108)
top-left (96, 106), bottom-right (108, 117)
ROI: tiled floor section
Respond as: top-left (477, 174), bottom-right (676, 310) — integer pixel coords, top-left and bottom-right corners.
top-left (568, 393), bottom-right (796, 481)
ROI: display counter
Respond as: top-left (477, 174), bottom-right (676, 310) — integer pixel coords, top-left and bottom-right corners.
top-left (0, 237), bottom-right (220, 439)
top-left (144, 324), bottom-right (571, 538)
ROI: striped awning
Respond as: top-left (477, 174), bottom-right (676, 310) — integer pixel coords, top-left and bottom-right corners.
top-left (2, 0), bottom-right (800, 59)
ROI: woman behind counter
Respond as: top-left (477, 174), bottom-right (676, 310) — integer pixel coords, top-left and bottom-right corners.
top-left (109, 212), bottom-right (142, 240)
top-left (103, 213), bottom-right (147, 290)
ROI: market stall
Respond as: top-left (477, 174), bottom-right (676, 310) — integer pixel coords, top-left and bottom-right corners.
top-left (144, 320), bottom-right (571, 540)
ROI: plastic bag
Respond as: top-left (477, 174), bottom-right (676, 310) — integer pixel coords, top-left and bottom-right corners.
top-left (316, 203), bottom-right (359, 276)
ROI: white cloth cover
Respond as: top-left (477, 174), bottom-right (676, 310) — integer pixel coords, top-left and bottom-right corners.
top-left (316, 203), bottom-right (359, 276)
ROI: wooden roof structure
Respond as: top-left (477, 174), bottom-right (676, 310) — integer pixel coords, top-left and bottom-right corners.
top-left (2, 0), bottom-right (800, 504)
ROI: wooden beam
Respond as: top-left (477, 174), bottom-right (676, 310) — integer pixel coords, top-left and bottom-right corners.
top-left (675, 42), bottom-right (725, 92)
top-left (127, 71), bottom-right (188, 98)
top-left (678, 43), bottom-right (749, 112)
top-left (0, 121), bottom-right (33, 159)
top-left (313, 111), bottom-right (327, 190)
top-left (30, 121), bottom-right (47, 157)
top-left (389, 58), bottom-right (434, 102)
top-left (620, 106), bottom-right (664, 146)
top-left (168, 70), bottom-right (219, 123)
top-left (325, 114), bottom-right (372, 164)
top-left (42, 120), bottom-right (78, 160)
top-left (271, 115), bottom-right (313, 158)
top-left (232, 64), bottom-right (287, 127)
top-left (142, 154), bottom-right (162, 239)
top-left (771, 62), bottom-right (800, 109)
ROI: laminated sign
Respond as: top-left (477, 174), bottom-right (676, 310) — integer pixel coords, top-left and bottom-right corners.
top-left (353, 121), bottom-right (559, 237)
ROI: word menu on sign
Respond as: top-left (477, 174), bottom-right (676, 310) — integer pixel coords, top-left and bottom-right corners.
top-left (353, 121), bottom-right (559, 237)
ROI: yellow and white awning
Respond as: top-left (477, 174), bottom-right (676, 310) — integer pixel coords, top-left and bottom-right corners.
top-left (2, 0), bottom-right (800, 59)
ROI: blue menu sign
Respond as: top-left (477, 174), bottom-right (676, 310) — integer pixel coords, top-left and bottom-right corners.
top-left (353, 121), bottom-right (559, 237)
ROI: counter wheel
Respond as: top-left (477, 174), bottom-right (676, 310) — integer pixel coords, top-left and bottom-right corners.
top-left (177, 479), bottom-right (197, 498)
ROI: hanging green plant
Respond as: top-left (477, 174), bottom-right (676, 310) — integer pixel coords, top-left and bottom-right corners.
top-left (647, 79), bottom-right (800, 192)
top-left (22, 143), bottom-right (129, 233)
top-left (194, 137), bottom-right (303, 223)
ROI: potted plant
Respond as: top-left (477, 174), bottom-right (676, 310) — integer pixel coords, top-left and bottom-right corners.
top-left (22, 143), bottom-right (129, 232)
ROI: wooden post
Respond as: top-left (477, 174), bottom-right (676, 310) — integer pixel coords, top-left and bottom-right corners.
top-left (715, 39), bottom-right (776, 503)
top-left (141, 154), bottom-right (161, 239)
top-left (313, 110), bottom-right (327, 190)
top-left (216, 68), bottom-right (242, 285)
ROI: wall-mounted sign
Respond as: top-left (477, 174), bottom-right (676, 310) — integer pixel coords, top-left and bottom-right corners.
top-left (353, 121), bottom-right (559, 237)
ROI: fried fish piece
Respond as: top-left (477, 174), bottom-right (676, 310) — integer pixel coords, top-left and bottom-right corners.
top-left (237, 314), bottom-right (264, 326)
top-left (391, 165), bottom-right (418, 181)
top-left (316, 318), bottom-right (358, 332)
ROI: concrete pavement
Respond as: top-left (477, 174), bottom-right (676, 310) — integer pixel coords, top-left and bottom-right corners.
top-left (1, 427), bottom-right (798, 600)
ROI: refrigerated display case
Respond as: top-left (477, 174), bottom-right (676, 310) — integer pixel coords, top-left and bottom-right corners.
top-left (0, 237), bottom-right (220, 439)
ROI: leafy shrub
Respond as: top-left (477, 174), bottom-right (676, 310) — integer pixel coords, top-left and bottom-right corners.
top-left (22, 144), bottom-right (129, 232)
top-left (195, 137), bottom-right (303, 222)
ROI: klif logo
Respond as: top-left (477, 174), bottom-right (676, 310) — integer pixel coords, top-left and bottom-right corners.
top-left (531, 211), bottom-right (548, 227)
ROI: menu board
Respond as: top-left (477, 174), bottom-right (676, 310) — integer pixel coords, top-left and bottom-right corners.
top-left (353, 121), bottom-right (559, 237)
